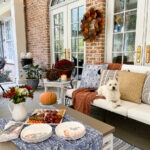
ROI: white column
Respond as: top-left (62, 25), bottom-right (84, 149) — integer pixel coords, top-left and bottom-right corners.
top-left (11, 0), bottom-right (26, 84)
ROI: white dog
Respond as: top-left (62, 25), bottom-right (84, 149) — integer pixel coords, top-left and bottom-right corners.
top-left (97, 78), bottom-right (121, 108)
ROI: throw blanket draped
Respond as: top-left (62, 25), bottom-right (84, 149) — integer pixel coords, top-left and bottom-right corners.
top-left (72, 88), bottom-right (105, 115)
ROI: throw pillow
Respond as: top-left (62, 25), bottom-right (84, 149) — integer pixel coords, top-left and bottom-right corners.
top-left (80, 64), bottom-right (108, 89)
top-left (118, 71), bottom-right (147, 104)
top-left (142, 73), bottom-right (150, 104)
top-left (95, 62), bottom-right (122, 70)
top-left (99, 69), bottom-right (119, 86)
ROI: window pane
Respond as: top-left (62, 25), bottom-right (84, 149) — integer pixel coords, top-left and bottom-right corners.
top-left (78, 53), bottom-right (84, 67)
top-left (124, 32), bottom-right (135, 52)
top-left (59, 13), bottom-right (63, 25)
top-left (79, 38), bottom-right (84, 52)
top-left (51, 0), bottom-right (57, 6)
top-left (72, 53), bottom-right (78, 67)
top-left (0, 23), bottom-right (3, 58)
top-left (59, 40), bottom-right (64, 52)
top-left (79, 6), bottom-right (84, 22)
top-left (114, 0), bottom-right (124, 13)
top-left (5, 21), bottom-right (12, 40)
top-left (54, 27), bottom-right (59, 40)
top-left (71, 38), bottom-right (78, 53)
top-left (113, 34), bottom-right (123, 52)
top-left (72, 24), bottom-right (78, 37)
top-left (55, 53), bottom-right (65, 62)
top-left (114, 14), bottom-right (124, 32)
top-left (123, 52), bottom-right (134, 64)
top-left (60, 26), bottom-right (64, 40)
top-left (72, 8), bottom-right (78, 23)
top-left (126, 0), bottom-right (137, 10)
top-left (112, 53), bottom-right (122, 63)
top-left (125, 11), bottom-right (137, 31)
top-left (6, 41), bottom-right (14, 61)
top-left (54, 41), bottom-right (60, 52)
top-left (54, 14), bottom-right (59, 26)
top-left (72, 67), bottom-right (82, 80)
top-left (58, 0), bottom-right (65, 4)
top-left (78, 23), bottom-right (82, 37)
top-left (77, 67), bottom-right (82, 79)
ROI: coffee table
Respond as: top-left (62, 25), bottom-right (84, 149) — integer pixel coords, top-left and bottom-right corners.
top-left (0, 104), bottom-right (115, 150)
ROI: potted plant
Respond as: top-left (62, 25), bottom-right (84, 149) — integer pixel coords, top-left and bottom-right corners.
top-left (54, 59), bottom-right (75, 79)
top-left (21, 64), bottom-right (47, 89)
top-left (2, 85), bottom-right (35, 121)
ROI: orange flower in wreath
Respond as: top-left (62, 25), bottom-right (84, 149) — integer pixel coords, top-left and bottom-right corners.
top-left (88, 17), bottom-right (92, 22)
top-left (84, 28), bottom-right (89, 34)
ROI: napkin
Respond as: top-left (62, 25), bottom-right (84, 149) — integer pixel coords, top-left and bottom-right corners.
top-left (0, 121), bottom-right (24, 142)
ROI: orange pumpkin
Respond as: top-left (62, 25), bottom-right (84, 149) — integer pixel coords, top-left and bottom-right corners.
top-left (40, 92), bottom-right (57, 105)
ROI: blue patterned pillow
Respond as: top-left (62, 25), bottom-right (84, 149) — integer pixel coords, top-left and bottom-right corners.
top-left (80, 64), bottom-right (108, 89)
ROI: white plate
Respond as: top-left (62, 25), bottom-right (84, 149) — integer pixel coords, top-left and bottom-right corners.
top-left (55, 121), bottom-right (86, 140)
top-left (21, 124), bottom-right (52, 143)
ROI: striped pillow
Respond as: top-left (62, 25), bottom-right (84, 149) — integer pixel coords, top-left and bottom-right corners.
top-left (142, 73), bottom-right (150, 104)
top-left (99, 69), bottom-right (119, 86)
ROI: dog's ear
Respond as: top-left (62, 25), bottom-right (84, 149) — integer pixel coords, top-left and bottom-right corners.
top-left (115, 77), bottom-right (118, 81)
top-left (113, 76), bottom-right (118, 81)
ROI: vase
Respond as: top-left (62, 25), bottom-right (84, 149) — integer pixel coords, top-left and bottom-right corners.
top-left (25, 79), bottom-right (39, 89)
top-left (8, 102), bottom-right (27, 122)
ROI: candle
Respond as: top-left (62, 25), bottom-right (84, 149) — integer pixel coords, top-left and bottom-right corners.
top-left (146, 46), bottom-right (150, 63)
top-left (136, 46), bottom-right (141, 63)
top-left (61, 74), bottom-right (67, 81)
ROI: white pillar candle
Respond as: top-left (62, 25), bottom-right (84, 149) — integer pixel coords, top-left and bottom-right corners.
top-left (61, 74), bottom-right (67, 81)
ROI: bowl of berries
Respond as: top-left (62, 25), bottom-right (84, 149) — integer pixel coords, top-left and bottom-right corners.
top-left (25, 109), bottom-right (65, 125)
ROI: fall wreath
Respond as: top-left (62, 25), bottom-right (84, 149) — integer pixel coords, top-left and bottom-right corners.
top-left (80, 8), bottom-right (104, 43)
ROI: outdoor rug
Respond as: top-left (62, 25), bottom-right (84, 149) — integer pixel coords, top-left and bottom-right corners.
top-left (114, 136), bottom-right (142, 150)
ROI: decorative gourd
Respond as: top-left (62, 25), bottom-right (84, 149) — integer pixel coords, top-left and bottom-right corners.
top-left (40, 92), bottom-right (57, 105)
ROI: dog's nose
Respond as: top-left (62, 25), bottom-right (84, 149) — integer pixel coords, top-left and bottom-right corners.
top-left (112, 86), bottom-right (116, 90)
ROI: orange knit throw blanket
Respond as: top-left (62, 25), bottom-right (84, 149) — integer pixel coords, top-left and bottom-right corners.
top-left (72, 88), bottom-right (105, 115)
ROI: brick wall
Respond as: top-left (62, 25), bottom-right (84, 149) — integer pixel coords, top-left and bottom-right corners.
top-left (86, 0), bottom-right (106, 64)
top-left (24, 0), bottom-right (50, 68)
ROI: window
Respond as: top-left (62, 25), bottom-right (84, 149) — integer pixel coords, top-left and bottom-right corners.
top-left (112, 0), bottom-right (137, 64)
top-left (4, 19), bottom-right (15, 63)
top-left (0, 22), bottom-right (4, 58)
top-left (106, 0), bottom-right (150, 65)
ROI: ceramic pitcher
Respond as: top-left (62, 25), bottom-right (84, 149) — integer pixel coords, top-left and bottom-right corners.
top-left (8, 102), bottom-right (27, 122)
